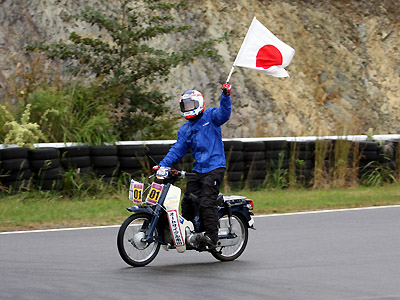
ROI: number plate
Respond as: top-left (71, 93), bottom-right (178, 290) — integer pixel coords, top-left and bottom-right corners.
top-left (145, 182), bottom-right (163, 205)
top-left (129, 180), bottom-right (144, 204)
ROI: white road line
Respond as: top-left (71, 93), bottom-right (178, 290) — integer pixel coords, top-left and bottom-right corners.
top-left (255, 204), bottom-right (400, 218)
top-left (1, 205), bottom-right (400, 235)
top-left (0, 225), bottom-right (120, 235)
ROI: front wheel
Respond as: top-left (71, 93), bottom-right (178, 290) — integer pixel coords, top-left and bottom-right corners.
top-left (211, 213), bottom-right (248, 261)
top-left (117, 213), bottom-right (161, 267)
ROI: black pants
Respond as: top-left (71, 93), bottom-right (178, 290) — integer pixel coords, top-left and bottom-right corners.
top-left (181, 167), bottom-right (225, 243)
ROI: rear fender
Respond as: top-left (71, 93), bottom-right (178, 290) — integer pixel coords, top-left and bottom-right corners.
top-left (218, 206), bottom-right (255, 229)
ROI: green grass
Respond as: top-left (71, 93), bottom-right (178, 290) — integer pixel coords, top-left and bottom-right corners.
top-left (0, 192), bottom-right (131, 232)
top-left (1, 184), bottom-right (400, 232)
top-left (243, 184), bottom-right (400, 214)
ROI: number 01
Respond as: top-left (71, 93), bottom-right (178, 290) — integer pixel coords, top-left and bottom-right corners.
top-left (134, 189), bottom-right (142, 200)
top-left (149, 189), bottom-right (160, 200)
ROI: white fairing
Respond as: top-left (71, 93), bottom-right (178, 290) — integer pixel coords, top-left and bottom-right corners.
top-left (164, 185), bottom-right (194, 253)
top-left (164, 185), bottom-right (181, 211)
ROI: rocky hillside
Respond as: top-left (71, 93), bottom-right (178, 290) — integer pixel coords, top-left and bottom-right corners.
top-left (1, 0), bottom-right (400, 139)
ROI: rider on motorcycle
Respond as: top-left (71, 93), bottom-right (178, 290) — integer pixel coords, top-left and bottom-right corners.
top-left (154, 83), bottom-right (232, 248)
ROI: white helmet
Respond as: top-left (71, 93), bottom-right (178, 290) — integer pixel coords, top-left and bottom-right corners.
top-left (179, 90), bottom-right (205, 120)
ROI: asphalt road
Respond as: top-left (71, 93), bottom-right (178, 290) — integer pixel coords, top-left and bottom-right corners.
top-left (1, 206), bottom-right (400, 300)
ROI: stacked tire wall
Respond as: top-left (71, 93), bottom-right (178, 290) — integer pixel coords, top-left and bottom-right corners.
top-left (90, 146), bottom-right (119, 184)
top-left (264, 140), bottom-right (290, 186)
top-left (118, 144), bottom-right (147, 182)
top-left (224, 141), bottom-right (245, 190)
top-left (59, 145), bottom-right (92, 176)
top-left (358, 141), bottom-right (380, 177)
top-left (243, 141), bottom-right (266, 189)
top-left (289, 141), bottom-right (315, 186)
top-left (29, 148), bottom-right (64, 191)
top-left (1, 137), bottom-right (400, 192)
top-left (0, 147), bottom-right (31, 192)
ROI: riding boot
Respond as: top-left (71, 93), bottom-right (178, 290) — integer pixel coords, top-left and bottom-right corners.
top-left (201, 205), bottom-right (219, 244)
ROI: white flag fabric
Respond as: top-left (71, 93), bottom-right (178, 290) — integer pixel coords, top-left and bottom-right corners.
top-left (233, 17), bottom-right (295, 78)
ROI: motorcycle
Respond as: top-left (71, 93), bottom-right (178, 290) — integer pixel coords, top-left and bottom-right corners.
top-left (117, 167), bottom-right (255, 267)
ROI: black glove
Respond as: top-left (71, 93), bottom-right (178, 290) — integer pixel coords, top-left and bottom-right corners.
top-left (222, 82), bottom-right (232, 95)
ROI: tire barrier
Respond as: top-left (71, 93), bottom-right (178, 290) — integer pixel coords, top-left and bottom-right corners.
top-left (288, 141), bottom-right (315, 186)
top-left (358, 141), bottom-right (384, 179)
top-left (0, 147), bottom-right (31, 192)
top-left (243, 141), bottom-right (266, 189)
top-left (264, 140), bottom-right (289, 168)
top-left (264, 140), bottom-right (289, 187)
top-left (117, 144), bottom-right (147, 182)
top-left (29, 148), bottom-right (64, 191)
top-left (377, 141), bottom-right (396, 172)
top-left (59, 146), bottom-right (92, 181)
top-left (1, 137), bottom-right (400, 192)
top-left (90, 145), bottom-right (119, 184)
top-left (224, 140), bottom-right (245, 189)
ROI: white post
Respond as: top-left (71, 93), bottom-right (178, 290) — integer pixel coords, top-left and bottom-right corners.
top-left (226, 66), bottom-right (235, 83)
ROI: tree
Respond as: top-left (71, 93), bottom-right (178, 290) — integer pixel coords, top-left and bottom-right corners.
top-left (29, 0), bottom-right (223, 140)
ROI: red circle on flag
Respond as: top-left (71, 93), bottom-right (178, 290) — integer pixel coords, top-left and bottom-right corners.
top-left (256, 45), bottom-right (283, 69)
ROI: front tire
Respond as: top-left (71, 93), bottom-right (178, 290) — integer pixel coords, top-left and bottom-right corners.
top-left (117, 213), bottom-right (161, 267)
top-left (211, 213), bottom-right (248, 261)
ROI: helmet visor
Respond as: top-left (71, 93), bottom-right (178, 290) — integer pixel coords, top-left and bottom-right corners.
top-left (180, 99), bottom-right (199, 112)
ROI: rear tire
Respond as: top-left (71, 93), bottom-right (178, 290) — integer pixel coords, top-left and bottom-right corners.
top-left (117, 213), bottom-right (161, 267)
top-left (211, 213), bottom-right (248, 261)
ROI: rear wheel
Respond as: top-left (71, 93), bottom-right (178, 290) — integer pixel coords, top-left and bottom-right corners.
top-left (117, 213), bottom-right (160, 267)
top-left (211, 213), bottom-right (248, 261)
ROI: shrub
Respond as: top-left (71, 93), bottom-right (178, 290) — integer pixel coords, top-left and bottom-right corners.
top-left (27, 84), bottom-right (116, 145)
top-left (2, 104), bottom-right (46, 148)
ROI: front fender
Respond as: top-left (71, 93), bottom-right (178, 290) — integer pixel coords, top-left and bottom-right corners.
top-left (125, 206), bottom-right (166, 244)
top-left (126, 205), bottom-right (155, 216)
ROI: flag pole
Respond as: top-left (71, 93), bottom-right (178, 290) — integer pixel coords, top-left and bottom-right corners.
top-left (226, 65), bottom-right (235, 83)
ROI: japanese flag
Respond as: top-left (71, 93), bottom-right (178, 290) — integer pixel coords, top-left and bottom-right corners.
top-left (233, 17), bottom-right (295, 78)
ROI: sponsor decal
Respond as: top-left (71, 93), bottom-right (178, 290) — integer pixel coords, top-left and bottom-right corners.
top-left (167, 210), bottom-right (185, 247)
top-left (202, 122), bottom-right (210, 127)
top-left (165, 195), bottom-right (179, 206)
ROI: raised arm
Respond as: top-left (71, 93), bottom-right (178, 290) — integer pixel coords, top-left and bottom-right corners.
top-left (212, 83), bottom-right (232, 126)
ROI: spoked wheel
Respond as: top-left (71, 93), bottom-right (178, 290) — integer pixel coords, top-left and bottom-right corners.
top-left (117, 213), bottom-right (161, 267)
top-left (211, 213), bottom-right (248, 261)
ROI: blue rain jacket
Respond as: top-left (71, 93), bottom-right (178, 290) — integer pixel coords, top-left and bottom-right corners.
top-left (159, 93), bottom-right (231, 173)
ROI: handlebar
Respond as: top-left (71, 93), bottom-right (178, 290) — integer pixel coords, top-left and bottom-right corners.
top-left (165, 169), bottom-right (196, 178)
top-left (176, 170), bottom-right (196, 178)
top-left (152, 167), bottom-right (196, 180)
